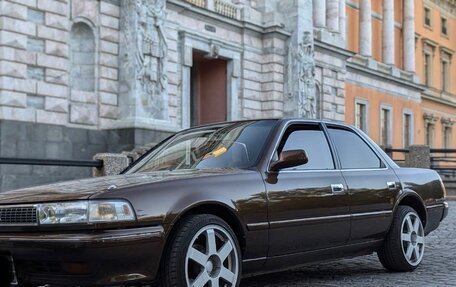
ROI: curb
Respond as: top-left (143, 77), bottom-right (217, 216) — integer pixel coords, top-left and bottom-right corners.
top-left (446, 196), bottom-right (456, 201)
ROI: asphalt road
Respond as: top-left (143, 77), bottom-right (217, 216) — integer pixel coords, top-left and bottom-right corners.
top-left (241, 202), bottom-right (455, 287)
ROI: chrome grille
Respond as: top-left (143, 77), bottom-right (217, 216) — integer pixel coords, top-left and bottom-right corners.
top-left (0, 206), bottom-right (37, 225)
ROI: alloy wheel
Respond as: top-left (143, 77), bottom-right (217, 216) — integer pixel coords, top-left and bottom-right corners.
top-left (185, 224), bottom-right (239, 287)
top-left (401, 212), bottom-right (425, 266)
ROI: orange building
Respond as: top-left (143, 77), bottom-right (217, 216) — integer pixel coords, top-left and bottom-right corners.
top-left (344, 0), bottom-right (456, 149)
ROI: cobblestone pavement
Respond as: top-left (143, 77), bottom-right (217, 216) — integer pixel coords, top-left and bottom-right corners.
top-left (241, 202), bottom-right (455, 287)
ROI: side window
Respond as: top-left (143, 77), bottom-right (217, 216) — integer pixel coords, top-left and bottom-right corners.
top-left (278, 125), bottom-right (335, 170)
top-left (328, 127), bottom-right (382, 169)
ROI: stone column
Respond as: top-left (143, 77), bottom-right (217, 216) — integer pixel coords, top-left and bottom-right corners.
top-left (313, 0), bottom-right (326, 28)
top-left (403, 0), bottom-right (416, 72)
top-left (405, 145), bottom-right (431, 169)
top-left (359, 0), bottom-right (372, 57)
top-left (327, 0), bottom-right (339, 32)
top-left (118, 0), bottom-right (169, 123)
top-left (282, 0), bottom-right (316, 118)
top-left (339, 0), bottom-right (346, 42)
top-left (382, 0), bottom-right (395, 65)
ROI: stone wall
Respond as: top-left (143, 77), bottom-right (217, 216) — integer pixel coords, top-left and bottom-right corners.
top-left (0, 120), bottom-right (171, 191)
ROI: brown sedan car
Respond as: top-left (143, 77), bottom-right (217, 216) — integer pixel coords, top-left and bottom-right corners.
top-left (0, 119), bottom-right (449, 287)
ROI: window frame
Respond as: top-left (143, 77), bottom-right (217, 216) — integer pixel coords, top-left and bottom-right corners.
top-left (402, 110), bottom-right (414, 148)
top-left (325, 125), bottom-right (387, 171)
top-left (355, 98), bottom-right (369, 134)
top-left (380, 105), bottom-right (393, 147)
top-left (424, 6), bottom-right (433, 29)
top-left (441, 16), bottom-right (449, 37)
top-left (272, 123), bottom-right (337, 172)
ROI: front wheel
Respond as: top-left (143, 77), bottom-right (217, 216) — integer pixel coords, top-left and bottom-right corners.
top-left (161, 214), bottom-right (242, 287)
top-left (378, 206), bottom-right (425, 272)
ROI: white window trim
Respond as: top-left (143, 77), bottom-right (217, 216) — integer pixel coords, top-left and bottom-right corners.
top-left (402, 109), bottom-right (414, 148)
top-left (424, 6), bottom-right (433, 29)
top-left (354, 98), bottom-right (369, 134)
top-left (380, 104), bottom-right (393, 147)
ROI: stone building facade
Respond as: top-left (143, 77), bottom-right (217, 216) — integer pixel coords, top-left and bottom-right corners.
top-left (0, 0), bottom-right (455, 191)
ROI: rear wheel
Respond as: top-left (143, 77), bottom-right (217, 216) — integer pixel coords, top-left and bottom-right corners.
top-left (161, 214), bottom-right (241, 287)
top-left (378, 206), bottom-right (425, 272)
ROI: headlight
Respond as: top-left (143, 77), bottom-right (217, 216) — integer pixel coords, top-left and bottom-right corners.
top-left (37, 200), bottom-right (136, 225)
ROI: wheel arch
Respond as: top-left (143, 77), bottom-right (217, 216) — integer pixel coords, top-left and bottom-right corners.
top-left (394, 189), bottom-right (428, 228)
top-left (163, 201), bottom-right (246, 258)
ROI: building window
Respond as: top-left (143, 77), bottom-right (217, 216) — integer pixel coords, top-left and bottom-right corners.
top-left (403, 113), bottom-right (413, 148)
top-left (380, 107), bottom-right (392, 147)
top-left (442, 59), bottom-right (450, 92)
top-left (424, 7), bottom-right (432, 27)
top-left (355, 101), bottom-right (367, 132)
top-left (70, 22), bottom-right (95, 92)
top-left (444, 126), bottom-right (452, 148)
top-left (424, 52), bottom-right (433, 86)
top-left (441, 17), bottom-right (448, 36)
top-left (426, 123), bottom-right (435, 147)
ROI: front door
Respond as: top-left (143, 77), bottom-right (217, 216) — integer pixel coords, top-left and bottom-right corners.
top-left (326, 126), bottom-right (400, 244)
top-left (265, 123), bottom-right (350, 256)
top-left (191, 51), bottom-right (227, 126)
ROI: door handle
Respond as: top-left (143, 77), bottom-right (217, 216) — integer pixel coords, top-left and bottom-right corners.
top-left (331, 184), bottom-right (345, 193)
top-left (387, 182), bottom-right (397, 190)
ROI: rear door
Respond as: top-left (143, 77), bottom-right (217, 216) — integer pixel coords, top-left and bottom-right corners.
top-left (265, 123), bottom-right (350, 256)
top-left (326, 125), bottom-right (400, 244)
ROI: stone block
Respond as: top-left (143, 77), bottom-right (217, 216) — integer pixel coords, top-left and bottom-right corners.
top-left (27, 37), bottom-right (45, 52)
top-left (0, 30), bottom-right (27, 49)
top-left (0, 106), bottom-right (35, 122)
top-left (27, 65), bottom-right (44, 80)
top-left (37, 25), bottom-right (68, 43)
top-left (99, 52), bottom-right (118, 67)
top-left (99, 78), bottom-right (118, 93)
top-left (45, 125), bottom-right (63, 141)
top-left (72, 0), bottom-right (98, 24)
top-left (27, 8), bottom-right (44, 24)
top-left (45, 97), bottom-right (68, 113)
top-left (99, 27), bottom-right (119, 42)
top-left (26, 94), bottom-right (44, 109)
top-left (45, 12), bottom-right (67, 30)
top-left (70, 90), bottom-right (97, 103)
top-left (37, 0), bottom-right (68, 16)
top-left (0, 76), bottom-right (36, 93)
top-left (37, 81), bottom-right (67, 98)
top-left (100, 105), bottom-right (118, 119)
top-left (100, 1), bottom-right (120, 17)
top-left (36, 109), bottom-right (67, 125)
top-left (0, 16), bottom-right (36, 36)
top-left (99, 66), bottom-right (118, 80)
top-left (45, 40), bottom-right (68, 57)
top-left (92, 153), bottom-right (129, 177)
top-left (100, 92), bottom-right (117, 106)
top-left (45, 68), bottom-right (68, 85)
top-left (100, 40), bottom-right (118, 55)
top-left (405, 145), bottom-right (431, 168)
top-left (0, 90), bottom-right (27, 107)
top-left (100, 14), bottom-right (119, 29)
top-left (0, 60), bottom-right (27, 78)
top-left (8, 0), bottom-right (36, 7)
top-left (37, 53), bottom-right (67, 70)
top-left (0, 1), bottom-right (28, 20)
top-left (70, 103), bottom-right (97, 125)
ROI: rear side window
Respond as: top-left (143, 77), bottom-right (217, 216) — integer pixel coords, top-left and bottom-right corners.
top-left (279, 125), bottom-right (335, 170)
top-left (328, 127), bottom-right (382, 169)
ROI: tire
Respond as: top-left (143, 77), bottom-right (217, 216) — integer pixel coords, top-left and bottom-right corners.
top-left (160, 214), bottom-right (242, 287)
top-left (378, 206), bottom-right (425, 272)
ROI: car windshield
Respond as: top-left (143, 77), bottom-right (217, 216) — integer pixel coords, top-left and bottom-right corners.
top-left (126, 120), bottom-right (277, 173)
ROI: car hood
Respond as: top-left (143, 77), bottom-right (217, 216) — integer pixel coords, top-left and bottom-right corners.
top-left (0, 169), bottom-right (244, 205)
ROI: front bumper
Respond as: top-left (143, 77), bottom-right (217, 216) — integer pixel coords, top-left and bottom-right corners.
top-left (0, 226), bottom-right (165, 286)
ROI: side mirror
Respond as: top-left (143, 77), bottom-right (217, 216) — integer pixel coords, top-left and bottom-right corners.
top-left (270, 149), bottom-right (308, 172)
